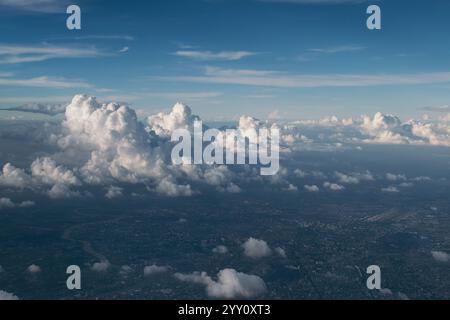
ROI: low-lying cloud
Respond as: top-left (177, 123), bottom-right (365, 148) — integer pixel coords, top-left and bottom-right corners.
top-left (174, 268), bottom-right (267, 299)
top-left (0, 290), bottom-right (19, 300)
top-left (242, 238), bottom-right (273, 259)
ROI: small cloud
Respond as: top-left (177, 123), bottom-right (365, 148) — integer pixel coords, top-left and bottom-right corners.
top-left (174, 50), bottom-right (257, 61)
top-left (308, 45), bottom-right (365, 54)
top-left (0, 75), bottom-right (91, 89)
top-left (381, 186), bottom-right (400, 193)
top-left (0, 198), bottom-right (14, 209)
top-left (26, 264), bottom-right (41, 274)
top-left (284, 184), bottom-right (298, 192)
top-left (242, 238), bottom-right (272, 259)
top-left (0, 0), bottom-right (68, 13)
top-left (172, 42), bottom-right (197, 50)
top-left (294, 169), bottom-right (307, 178)
top-left (298, 44), bottom-right (364, 62)
top-left (257, 0), bottom-right (370, 5)
top-left (244, 94), bottom-right (276, 99)
top-left (19, 201), bottom-right (35, 207)
top-left (74, 35), bottom-right (134, 41)
top-left (397, 292), bottom-right (410, 300)
top-left (422, 105), bottom-right (450, 113)
top-left (386, 173), bottom-right (407, 181)
top-left (118, 46), bottom-right (129, 53)
top-left (399, 182), bottom-right (413, 188)
top-left (119, 265), bottom-right (133, 277)
top-left (0, 44), bottom-right (103, 65)
top-left (0, 290), bottom-right (18, 300)
top-left (212, 245), bottom-right (228, 254)
top-left (304, 185), bottom-right (319, 192)
top-left (380, 288), bottom-right (393, 296)
top-left (413, 176), bottom-right (431, 182)
top-left (335, 171), bottom-right (374, 185)
top-left (323, 182), bottom-right (345, 191)
top-left (335, 172), bottom-right (360, 185)
top-left (105, 186), bottom-right (123, 199)
top-left (275, 247), bottom-right (287, 258)
top-left (143, 264), bottom-right (169, 276)
top-left (3, 103), bottom-right (67, 116)
top-left (431, 251), bottom-right (450, 263)
top-left (155, 177), bottom-right (194, 197)
top-left (174, 269), bottom-right (267, 299)
top-left (91, 260), bottom-right (110, 272)
top-left (48, 183), bottom-right (81, 199)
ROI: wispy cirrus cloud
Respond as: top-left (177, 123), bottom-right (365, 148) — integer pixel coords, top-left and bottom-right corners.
top-left (1, 103), bottom-right (67, 115)
top-left (160, 66), bottom-right (450, 88)
top-left (0, 95), bottom-right (70, 105)
top-left (308, 45), bottom-right (366, 54)
top-left (422, 105), bottom-right (450, 113)
top-left (0, 44), bottom-right (103, 64)
top-left (118, 47), bottom-right (129, 53)
top-left (0, 74), bottom-right (91, 89)
top-left (73, 35), bottom-right (135, 41)
top-left (0, 0), bottom-right (69, 13)
top-left (144, 91), bottom-right (223, 100)
top-left (298, 44), bottom-right (365, 61)
top-left (174, 50), bottom-right (258, 61)
top-left (257, 0), bottom-right (370, 4)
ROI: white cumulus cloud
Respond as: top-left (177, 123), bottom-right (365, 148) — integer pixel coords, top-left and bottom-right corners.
top-left (0, 197), bottom-right (34, 209)
top-left (27, 264), bottom-right (41, 274)
top-left (105, 186), bottom-right (123, 199)
top-left (0, 290), bottom-right (18, 300)
top-left (304, 185), bottom-right (319, 192)
top-left (242, 238), bottom-right (272, 259)
top-left (91, 260), bottom-right (110, 272)
top-left (431, 251), bottom-right (450, 263)
top-left (324, 182), bottom-right (345, 191)
top-left (143, 264), bottom-right (169, 276)
top-left (174, 268), bottom-right (267, 299)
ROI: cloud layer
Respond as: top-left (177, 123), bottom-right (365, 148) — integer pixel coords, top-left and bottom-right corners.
top-left (1, 94), bottom-right (450, 200)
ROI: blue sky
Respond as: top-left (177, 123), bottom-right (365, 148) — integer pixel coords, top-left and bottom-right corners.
top-left (1, 0), bottom-right (450, 120)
